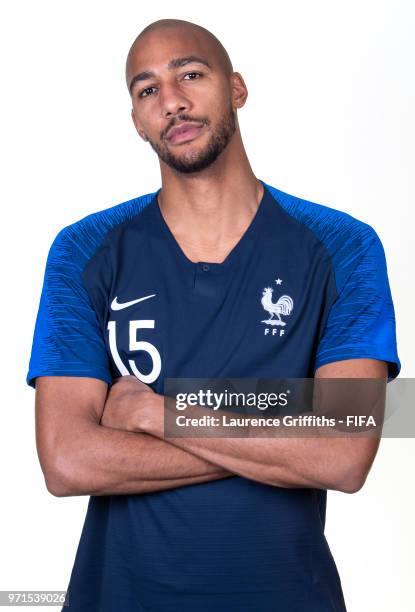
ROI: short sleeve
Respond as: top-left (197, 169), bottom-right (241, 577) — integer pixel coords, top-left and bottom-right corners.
top-left (26, 227), bottom-right (113, 389)
top-left (314, 227), bottom-right (401, 380)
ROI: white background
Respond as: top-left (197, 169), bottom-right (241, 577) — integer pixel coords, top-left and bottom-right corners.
top-left (1, 1), bottom-right (414, 610)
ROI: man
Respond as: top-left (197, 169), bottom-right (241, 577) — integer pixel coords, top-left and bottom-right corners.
top-left (26, 18), bottom-right (400, 612)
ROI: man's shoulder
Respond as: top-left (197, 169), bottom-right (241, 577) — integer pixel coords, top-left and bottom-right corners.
top-left (59, 189), bottom-right (158, 248)
top-left (263, 180), bottom-right (389, 294)
top-left (47, 189), bottom-right (159, 270)
top-left (264, 180), bottom-right (383, 265)
top-left (264, 180), bottom-right (377, 248)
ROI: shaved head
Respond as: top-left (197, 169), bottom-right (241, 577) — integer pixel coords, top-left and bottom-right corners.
top-left (125, 19), bottom-right (234, 94)
top-left (124, 19), bottom-right (247, 175)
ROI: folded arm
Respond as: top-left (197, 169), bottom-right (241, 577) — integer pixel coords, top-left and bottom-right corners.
top-left (35, 376), bottom-right (234, 497)
top-left (134, 359), bottom-right (388, 494)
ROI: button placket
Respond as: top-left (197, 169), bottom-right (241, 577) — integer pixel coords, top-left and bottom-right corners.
top-left (193, 262), bottom-right (219, 297)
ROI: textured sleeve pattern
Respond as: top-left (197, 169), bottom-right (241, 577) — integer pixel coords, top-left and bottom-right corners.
top-left (26, 227), bottom-right (112, 388)
top-left (314, 226), bottom-right (401, 379)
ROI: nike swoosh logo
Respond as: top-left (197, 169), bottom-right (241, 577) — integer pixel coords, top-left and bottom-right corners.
top-left (110, 294), bottom-right (156, 311)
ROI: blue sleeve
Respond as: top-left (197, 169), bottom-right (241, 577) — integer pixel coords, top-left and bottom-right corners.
top-left (26, 227), bottom-right (113, 389)
top-left (314, 227), bottom-right (401, 380)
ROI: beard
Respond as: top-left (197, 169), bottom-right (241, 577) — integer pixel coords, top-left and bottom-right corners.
top-left (146, 103), bottom-right (237, 174)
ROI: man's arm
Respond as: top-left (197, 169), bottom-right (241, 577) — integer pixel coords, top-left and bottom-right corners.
top-left (35, 376), bottom-right (234, 498)
top-left (133, 359), bottom-right (388, 494)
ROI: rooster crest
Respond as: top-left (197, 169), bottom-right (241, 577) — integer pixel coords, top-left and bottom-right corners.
top-left (261, 285), bottom-right (294, 327)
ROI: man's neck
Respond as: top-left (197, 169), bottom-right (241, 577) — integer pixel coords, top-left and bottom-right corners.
top-left (157, 148), bottom-right (264, 263)
top-left (157, 178), bottom-right (264, 264)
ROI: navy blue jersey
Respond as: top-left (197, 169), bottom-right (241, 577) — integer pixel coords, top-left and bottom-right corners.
top-left (26, 180), bottom-right (400, 611)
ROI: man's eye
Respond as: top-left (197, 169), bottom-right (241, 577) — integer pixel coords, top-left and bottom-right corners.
top-left (183, 72), bottom-right (202, 80)
top-left (139, 87), bottom-right (156, 98)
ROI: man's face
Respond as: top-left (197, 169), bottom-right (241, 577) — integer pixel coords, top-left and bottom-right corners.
top-left (127, 28), bottom-right (237, 173)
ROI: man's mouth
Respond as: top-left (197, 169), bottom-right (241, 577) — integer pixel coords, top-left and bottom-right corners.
top-left (166, 121), bottom-right (205, 144)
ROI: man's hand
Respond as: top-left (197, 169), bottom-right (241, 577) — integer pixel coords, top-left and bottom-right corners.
top-left (100, 375), bottom-right (156, 433)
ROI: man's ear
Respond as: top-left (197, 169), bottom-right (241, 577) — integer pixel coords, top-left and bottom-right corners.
top-left (230, 72), bottom-right (248, 110)
top-left (131, 108), bottom-right (148, 142)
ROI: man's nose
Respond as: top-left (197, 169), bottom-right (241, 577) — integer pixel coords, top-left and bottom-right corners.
top-left (159, 82), bottom-right (191, 118)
